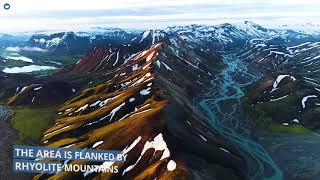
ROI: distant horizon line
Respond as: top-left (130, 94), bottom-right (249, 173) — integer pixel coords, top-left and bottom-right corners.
top-left (2, 20), bottom-right (320, 35)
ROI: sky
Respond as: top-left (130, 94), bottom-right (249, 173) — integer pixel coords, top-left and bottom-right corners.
top-left (0, 0), bottom-right (320, 33)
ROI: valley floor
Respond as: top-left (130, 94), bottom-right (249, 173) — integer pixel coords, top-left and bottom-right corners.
top-left (257, 131), bottom-right (320, 180)
top-left (197, 54), bottom-right (282, 180)
top-left (197, 53), bottom-right (320, 180)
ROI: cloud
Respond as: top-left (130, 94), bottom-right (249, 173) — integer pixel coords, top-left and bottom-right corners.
top-left (6, 46), bottom-right (47, 52)
top-left (5, 47), bottom-right (20, 52)
top-left (6, 0), bottom-right (318, 13)
top-left (0, 0), bottom-right (319, 32)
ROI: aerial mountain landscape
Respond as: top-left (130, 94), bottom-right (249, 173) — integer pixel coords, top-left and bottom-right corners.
top-left (1, 21), bottom-right (320, 180)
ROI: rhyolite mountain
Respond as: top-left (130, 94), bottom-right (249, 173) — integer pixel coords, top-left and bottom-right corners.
top-left (4, 26), bottom-right (248, 179)
top-left (29, 42), bottom-right (247, 180)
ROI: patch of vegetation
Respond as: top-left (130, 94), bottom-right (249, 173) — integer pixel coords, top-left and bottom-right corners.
top-left (11, 107), bottom-right (56, 144)
top-left (242, 95), bottom-right (309, 134)
top-left (268, 124), bottom-right (309, 134)
top-left (254, 95), bottom-right (299, 121)
top-left (314, 107), bottom-right (320, 113)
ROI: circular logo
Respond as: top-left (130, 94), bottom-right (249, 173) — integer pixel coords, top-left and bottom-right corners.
top-left (4, 3), bottom-right (10, 10)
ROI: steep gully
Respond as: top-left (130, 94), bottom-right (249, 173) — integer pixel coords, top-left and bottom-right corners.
top-left (0, 106), bottom-right (14, 175)
top-left (195, 54), bottom-right (283, 180)
top-left (0, 105), bottom-right (20, 179)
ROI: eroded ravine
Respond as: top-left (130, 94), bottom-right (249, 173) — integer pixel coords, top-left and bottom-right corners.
top-left (0, 106), bottom-right (18, 179)
top-left (196, 54), bottom-right (283, 180)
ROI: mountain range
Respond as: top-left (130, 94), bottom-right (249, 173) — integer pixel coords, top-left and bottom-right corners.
top-left (1, 21), bottom-right (320, 179)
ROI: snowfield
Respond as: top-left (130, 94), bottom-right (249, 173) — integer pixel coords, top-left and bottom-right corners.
top-left (302, 95), bottom-right (318, 108)
top-left (270, 75), bottom-right (296, 93)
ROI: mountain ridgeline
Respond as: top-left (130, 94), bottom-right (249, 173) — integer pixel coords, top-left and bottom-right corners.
top-left (24, 21), bottom-right (318, 55)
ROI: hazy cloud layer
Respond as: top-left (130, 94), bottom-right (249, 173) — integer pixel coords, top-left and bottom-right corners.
top-left (5, 46), bottom-right (47, 52)
top-left (1, 0), bottom-right (319, 32)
